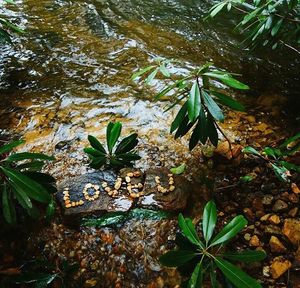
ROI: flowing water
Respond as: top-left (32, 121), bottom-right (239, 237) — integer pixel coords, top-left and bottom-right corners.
top-left (0, 1), bottom-right (299, 287)
top-left (0, 0), bottom-right (299, 159)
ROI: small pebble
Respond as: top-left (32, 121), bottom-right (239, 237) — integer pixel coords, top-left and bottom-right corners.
top-left (102, 182), bottom-right (108, 188)
top-left (125, 176), bottom-right (131, 183)
top-left (127, 172), bottom-right (134, 177)
top-left (169, 185), bottom-right (175, 191)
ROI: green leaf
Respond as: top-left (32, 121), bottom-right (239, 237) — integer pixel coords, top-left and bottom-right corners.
top-left (210, 215), bottom-right (247, 246)
top-left (210, 267), bottom-right (219, 288)
top-left (90, 156), bottom-right (107, 169)
top-left (271, 164), bottom-right (290, 182)
top-left (45, 197), bottom-right (56, 222)
top-left (214, 257), bottom-right (262, 288)
top-left (204, 72), bottom-right (249, 90)
top-left (1, 167), bottom-right (50, 203)
top-left (188, 262), bottom-right (203, 288)
top-left (271, 18), bottom-right (283, 37)
top-left (6, 152), bottom-right (54, 162)
top-left (188, 80), bottom-right (201, 122)
top-left (171, 102), bottom-right (188, 133)
top-left (210, 2), bottom-right (227, 17)
top-left (279, 133), bottom-right (300, 149)
top-left (145, 68), bottom-right (159, 84)
top-left (263, 147), bottom-right (281, 159)
top-left (87, 135), bottom-right (106, 154)
top-left (239, 175), bottom-right (253, 183)
top-left (175, 116), bottom-right (194, 139)
top-left (131, 65), bottom-right (156, 80)
top-left (0, 139), bottom-right (24, 155)
top-left (242, 146), bottom-right (261, 156)
top-left (280, 161), bottom-right (300, 173)
top-left (10, 181), bottom-right (33, 210)
top-left (16, 161), bottom-right (45, 171)
top-left (207, 114), bottom-right (218, 146)
top-left (189, 120), bottom-right (201, 151)
top-left (84, 147), bottom-right (106, 157)
top-left (199, 108), bottom-right (208, 145)
top-left (170, 163), bottom-right (186, 175)
top-left (202, 200), bottom-right (217, 243)
top-left (115, 133), bottom-right (138, 154)
top-left (160, 250), bottom-right (198, 267)
top-left (107, 122), bottom-right (122, 154)
top-left (2, 184), bottom-right (16, 224)
top-left (223, 250), bottom-right (266, 263)
top-left (178, 213), bottom-right (204, 248)
top-left (202, 90), bottom-right (224, 122)
top-left (159, 64), bottom-right (170, 77)
top-left (210, 90), bottom-right (245, 112)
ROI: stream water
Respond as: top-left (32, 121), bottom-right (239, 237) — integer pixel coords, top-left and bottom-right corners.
top-left (0, 1), bottom-right (299, 287)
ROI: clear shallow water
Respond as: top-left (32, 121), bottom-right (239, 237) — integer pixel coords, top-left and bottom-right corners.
top-left (0, 0), bottom-right (298, 159)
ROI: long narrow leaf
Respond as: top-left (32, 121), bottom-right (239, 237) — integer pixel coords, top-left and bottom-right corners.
top-left (178, 214), bottom-right (204, 248)
top-left (202, 201), bottom-right (217, 243)
top-left (215, 257), bottom-right (262, 288)
top-left (88, 135), bottom-right (106, 154)
top-left (202, 90), bottom-right (224, 122)
top-left (0, 139), bottom-right (24, 155)
top-left (188, 80), bottom-right (201, 122)
top-left (107, 122), bottom-right (122, 153)
top-left (223, 250), bottom-right (266, 263)
top-left (160, 250), bottom-right (198, 267)
top-left (210, 215), bottom-right (247, 246)
top-left (6, 152), bottom-right (54, 162)
top-left (1, 167), bottom-right (50, 203)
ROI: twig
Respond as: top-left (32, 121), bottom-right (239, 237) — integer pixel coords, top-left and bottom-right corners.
top-left (214, 122), bottom-right (233, 158)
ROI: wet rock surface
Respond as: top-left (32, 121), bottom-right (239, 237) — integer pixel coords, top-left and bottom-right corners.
top-left (56, 168), bottom-right (190, 219)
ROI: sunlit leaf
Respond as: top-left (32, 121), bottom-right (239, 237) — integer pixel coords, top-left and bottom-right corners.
top-left (170, 163), bottom-right (186, 175)
top-left (202, 200), bottom-right (217, 243)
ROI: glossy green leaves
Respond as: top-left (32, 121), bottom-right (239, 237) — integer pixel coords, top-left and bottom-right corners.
top-left (132, 61), bottom-right (248, 150)
top-left (159, 201), bottom-right (265, 288)
top-left (84, 122), bottom-right (140, 169)
top-left (206, 0), bottom-right (299, 52)
top-left (0, 139), bottom-right (56, 224)
top-left (243, 134), bottom-right (300, 182)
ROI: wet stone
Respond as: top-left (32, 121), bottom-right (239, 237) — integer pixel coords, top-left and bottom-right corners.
top-left (56, 171), bottom-right (134, 220)
top-left (56, 168), bottom-right (191, 222)
top-left (138, 168), bottom-right (190, 211)
top-left (272, 200), bottom-right (288, 212)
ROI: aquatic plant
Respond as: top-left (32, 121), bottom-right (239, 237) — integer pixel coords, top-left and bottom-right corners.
top-left (243, 132), bottom-right (300, 182)
top-left (84, 121), bottom-right (141, 169)
top-left (132, 60), bottom-right (248, 150)
top-left (0, 139), bottom-right (56, 224)
top-left (0, 0), bottom-right (24, 44)
top-left (206, 0), bottom-right (300, 54)
top-left (160, 201), bottom-right (266, 288)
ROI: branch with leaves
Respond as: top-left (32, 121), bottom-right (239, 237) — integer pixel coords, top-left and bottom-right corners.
top-left (207, 0), bottom-right (300, 54)
top-left (132, 59), bottom-right (248, 150)
top-left (160, 201), bottom-right (266, 287)
top-left (243, 132), bottom-right (300, 182)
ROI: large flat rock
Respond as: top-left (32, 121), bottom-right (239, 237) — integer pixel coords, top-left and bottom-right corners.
top-left (56, 168), bottom-right (190, 220)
